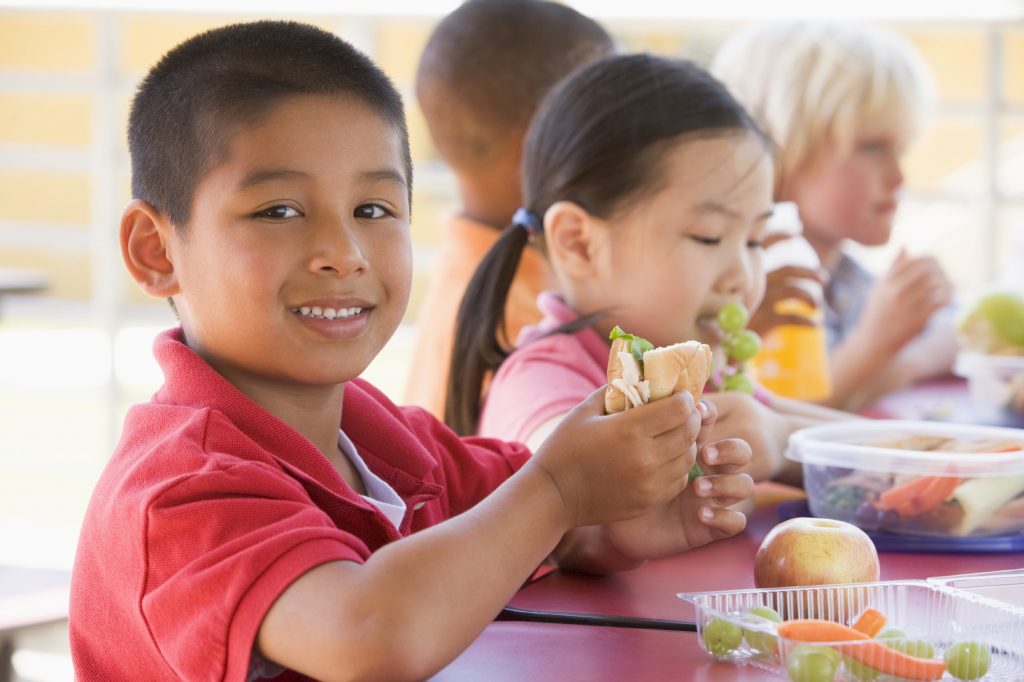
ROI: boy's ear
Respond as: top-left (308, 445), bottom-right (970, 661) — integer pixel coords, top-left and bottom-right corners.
top-left (120, 199), bottom-right (180, 298)
top-left (543, 201), bottom-right (603, 279)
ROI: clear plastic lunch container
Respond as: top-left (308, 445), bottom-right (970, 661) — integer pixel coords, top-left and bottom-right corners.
top-left (679, 579), bottom-right (1024, 681)
top-left (954, 352), bottom-right (1024, 423)
top-left (786, 420), bottom-right (1024, 538)
top-left (928, 569), bottom-right (1024, 613)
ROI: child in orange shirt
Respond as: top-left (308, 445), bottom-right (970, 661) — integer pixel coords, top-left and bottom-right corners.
top-left (404, 0), bottom-right (614, 418)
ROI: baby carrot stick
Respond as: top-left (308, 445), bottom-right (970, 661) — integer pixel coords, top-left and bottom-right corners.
top-left (777, 619), bottom-right (945, 681)
top-left (876, 475), bottom-right (961, 518)
top-left (851, 608), bottom-right (886, 637)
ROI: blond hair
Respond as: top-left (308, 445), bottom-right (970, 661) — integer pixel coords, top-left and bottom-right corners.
top-left (711, 22), bottom-right (933, 185)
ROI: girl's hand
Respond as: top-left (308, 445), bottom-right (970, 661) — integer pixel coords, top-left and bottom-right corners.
top-left (749, 265), bottom-right (826, 336)
top-left (528, 386), bottom-right (700, 530)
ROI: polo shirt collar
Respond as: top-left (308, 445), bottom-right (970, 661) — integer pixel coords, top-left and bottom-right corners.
top-left (151, 328), bottom-right (439, 502)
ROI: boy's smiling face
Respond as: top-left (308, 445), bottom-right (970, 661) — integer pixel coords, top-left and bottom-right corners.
top-left (167, 94), bottom-right (412, 393)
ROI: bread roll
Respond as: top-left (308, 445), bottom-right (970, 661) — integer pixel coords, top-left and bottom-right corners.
top-left (605, 336), bottom-right (712, 414)
top-left (643, 341), bottom-right (712, 403)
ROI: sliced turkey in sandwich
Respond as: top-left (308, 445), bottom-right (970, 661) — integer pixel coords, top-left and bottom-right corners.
top-left (604, 326), bottom-right (713, 414)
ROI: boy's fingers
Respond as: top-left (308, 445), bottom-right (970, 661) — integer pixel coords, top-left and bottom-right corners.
top-left (624, 389), bottom-right (696, 437)
top-left (701, 438), bottom-right (752, 473)
top-left (699, 506), bottom-right (748, 536)
top-left (697, 398), bottom-right (716, 426)
top-left (694, 472), bottom-right (754, 504)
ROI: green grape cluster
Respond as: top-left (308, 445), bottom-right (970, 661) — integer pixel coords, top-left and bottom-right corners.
top-left (716, 302), bottom-right (762, 395)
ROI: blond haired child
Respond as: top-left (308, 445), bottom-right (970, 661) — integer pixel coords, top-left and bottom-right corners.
top-left (448, 54), bottom-right (850, 487)
top-left (712, 22), bottom-right (956, 411)
top-left (404, 0), bottom-right (614, 418)
top-left (69, 21), bottom-right (753, 681)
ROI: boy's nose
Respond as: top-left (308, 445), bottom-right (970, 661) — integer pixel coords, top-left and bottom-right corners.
top-left (308, 219), bottom-right (368, 276)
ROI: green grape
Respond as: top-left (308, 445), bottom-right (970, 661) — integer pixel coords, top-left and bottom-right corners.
top-left (717, 301), bottom-right (749, 334)
top-left (842, 655), bottom-right (879, 681)
top-left (702, 618), bottom-right (743, 656)
top-left (886, 638), bottom-right (935, 659)
top-left (976, 292), bottom-right (1024, 346)
top-left (945, 641), bottom-right (991, 681)
top-left (722, 372), bottom-right (755, 395)
top-left (743, 606), bottom-right (781, 658)
top-left (725, 329), bottom-right (762, 362)
top-left (787, 644), bottom-right (839, 682)
top-left (876, 627), bottom-right (906, 640)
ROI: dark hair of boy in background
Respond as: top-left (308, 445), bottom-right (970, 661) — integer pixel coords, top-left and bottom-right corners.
top-left (69, 19), bottom-right (748, 681)
top-left (403, 0), bottom-right (614, 419)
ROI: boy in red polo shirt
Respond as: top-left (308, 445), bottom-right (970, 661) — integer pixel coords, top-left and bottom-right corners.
top-left (69, 21), bottom-right (753, 681)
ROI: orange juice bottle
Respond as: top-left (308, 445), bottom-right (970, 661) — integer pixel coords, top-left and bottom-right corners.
top-left (749, 203), bottom-right (832, 401)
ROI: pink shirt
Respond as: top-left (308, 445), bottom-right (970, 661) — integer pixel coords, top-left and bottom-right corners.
top-left (479, 292), bottom-right (608, 442)
top-left (478, 292), bottom-right (773, 442)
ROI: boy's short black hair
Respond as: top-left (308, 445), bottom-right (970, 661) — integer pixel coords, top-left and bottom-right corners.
top-left (416, 0), bottom-right (613, 170)
top-left (129, 20), bottom-right (412, 228)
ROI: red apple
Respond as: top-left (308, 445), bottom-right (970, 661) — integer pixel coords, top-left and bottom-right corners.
top-left (754, 517), bottom-right (880, 621)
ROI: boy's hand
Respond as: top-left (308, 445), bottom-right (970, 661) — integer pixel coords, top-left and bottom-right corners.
top-left (597, 432), bottom-right (754, 562)
top-left (528, 386), bottom-right (700, 529)
top-left (858, 249), bottom-right (952, 353)
top-left (704, 391), bottom-right (792, 482)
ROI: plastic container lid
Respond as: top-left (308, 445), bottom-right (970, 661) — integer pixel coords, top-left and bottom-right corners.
top-left (786, 419), bottom-right (1024, 477)
top-left (955, 351), bottom-right (1024, 375)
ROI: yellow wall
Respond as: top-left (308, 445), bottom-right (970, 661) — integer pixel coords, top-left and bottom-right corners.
top-left (1, 10), bottom-right (1020, 306)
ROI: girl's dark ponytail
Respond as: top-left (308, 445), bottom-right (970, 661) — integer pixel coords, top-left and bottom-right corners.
top-left (445, 222), bottom-right (533, 435)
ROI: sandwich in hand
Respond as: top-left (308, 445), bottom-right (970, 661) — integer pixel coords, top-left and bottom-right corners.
top-left (604, 326), bottom-right (713, 414)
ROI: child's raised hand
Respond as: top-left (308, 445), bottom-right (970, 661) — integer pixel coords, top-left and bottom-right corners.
top-left (858, 249), bottom-right (952, 353)
top-left (528, 386), bottom-right (701, 529)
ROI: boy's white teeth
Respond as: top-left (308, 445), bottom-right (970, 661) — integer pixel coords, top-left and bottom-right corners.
top-left (294, 306), bottom-right (363, 319)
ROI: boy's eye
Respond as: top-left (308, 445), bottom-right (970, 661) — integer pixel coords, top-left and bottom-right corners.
top-left (355, 204), bottom-right (390, 219)
top-left (691, 235), bottom-right (721, 246)
top-left (748, 239), bottom-right (765, 249)
top-left (255, 205), bottom-right (301, 220)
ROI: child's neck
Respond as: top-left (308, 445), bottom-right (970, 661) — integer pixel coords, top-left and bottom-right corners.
top-left (457, 173), bottom-right (521, 231)
top-left (802, 230), bottom-right (844, 271)
top-left (261, 383), bottom-right (369, 495)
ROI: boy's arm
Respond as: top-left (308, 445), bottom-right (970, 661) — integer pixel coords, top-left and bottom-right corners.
top-left (258, 461), bottom-right (569, 682)
top-left (259, 388), bottom-right (700, 682)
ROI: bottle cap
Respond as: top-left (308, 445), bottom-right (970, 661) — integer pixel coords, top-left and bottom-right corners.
top-left (767, 201), bottom-right (803, 237)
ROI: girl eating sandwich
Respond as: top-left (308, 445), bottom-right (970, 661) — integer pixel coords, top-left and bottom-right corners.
top-left (447, 54), bottom-right (850, 485)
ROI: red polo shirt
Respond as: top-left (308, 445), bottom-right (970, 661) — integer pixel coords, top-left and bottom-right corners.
top-left (69, 328), bottom-right (531, 681)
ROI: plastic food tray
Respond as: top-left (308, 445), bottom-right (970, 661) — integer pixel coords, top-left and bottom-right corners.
top-left (679, 579), bottom-right (1024, 681)
top-left (928, 569), bottom-right (1024, 613)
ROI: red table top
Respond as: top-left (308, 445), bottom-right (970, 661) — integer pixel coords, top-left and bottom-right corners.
top-left (432, 483), bottom-right (1024, 681)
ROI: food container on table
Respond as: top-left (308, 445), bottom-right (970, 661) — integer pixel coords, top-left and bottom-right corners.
top-left (928, 569), bottom-right (1024, 613)
top-left (785, 420), bottom-right (1024, 539)
top-left (954, 352), bottom-right (1024, 423)
top-left (679, 579), bottom-right (1024, 681)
